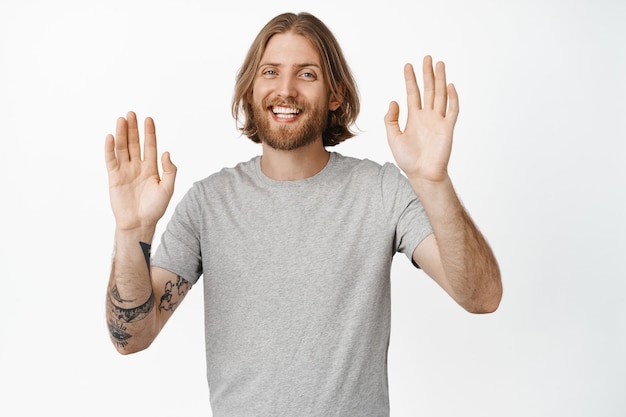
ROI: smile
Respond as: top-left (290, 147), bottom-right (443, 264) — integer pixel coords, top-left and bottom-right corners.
top-left (271, 106), bottom-right (301, 119)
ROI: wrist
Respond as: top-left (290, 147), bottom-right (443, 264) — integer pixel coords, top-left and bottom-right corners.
top-left (406, 174), bottom-right (464, 218)
top-left (114, 224), bottom-right (157, 244)
top-left (406, 173), bottom-right (453, 195)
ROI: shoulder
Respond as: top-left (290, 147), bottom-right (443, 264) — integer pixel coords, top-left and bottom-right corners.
top-left (331, 152), bottom-right (392, 177)
top-left (331, 152), bottom-right (404, 185)
top-left (192, 156), bottom-right (260, 189)
top-left (333, 153), bottom-right (416, 207)
top-left (172, 157), bottom-right (260, 208)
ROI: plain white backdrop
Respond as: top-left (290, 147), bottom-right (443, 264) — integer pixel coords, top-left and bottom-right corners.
top-left (1, 0), bottom-right (624, 415)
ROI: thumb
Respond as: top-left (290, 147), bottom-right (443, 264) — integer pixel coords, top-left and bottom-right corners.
top-left (160, 151), bottom-right (177, 190)
top-left (384, 101), bottom-right (402, 143)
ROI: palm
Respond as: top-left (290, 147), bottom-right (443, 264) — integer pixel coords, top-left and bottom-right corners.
top-left (104, 112), bottom-right (177, 231)
top-left (385, 56), bottom-right (459, 183)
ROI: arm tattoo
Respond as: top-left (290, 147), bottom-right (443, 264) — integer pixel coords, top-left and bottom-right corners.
top-left (107, 242), bottom-right (159, 349)
top-left (108, 319), bottom-right (132, 349)
top-left (139, 241), bottom-right (151, 271)
top-left (107, 241), bottom-right (156, 322)
top-left (107, 290), bottom-right (154, 350)
top-left (159, 276), bottom-right (192, 312)
top-left (110, 284), bottom-right (135, 303)
top-left (108, 291), bottom-right (155, 323)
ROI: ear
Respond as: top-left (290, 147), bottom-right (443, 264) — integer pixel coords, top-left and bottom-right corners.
top-left (328, 85), bottom-right (344, 111)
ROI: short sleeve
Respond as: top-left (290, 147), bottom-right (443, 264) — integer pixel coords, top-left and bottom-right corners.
top-left (152, 185), bottom-right (203, 285)
top-left (380, 163), bottom-right (433, 262)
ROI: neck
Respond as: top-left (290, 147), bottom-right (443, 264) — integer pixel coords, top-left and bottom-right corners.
top-left (260, 139), bottom-right (330, 181)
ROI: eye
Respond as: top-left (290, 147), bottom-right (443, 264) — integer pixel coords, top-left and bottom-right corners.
top-left (262, 69), bottom-right (278, 78)
top-left (299, 71), bottom-right (317, 80)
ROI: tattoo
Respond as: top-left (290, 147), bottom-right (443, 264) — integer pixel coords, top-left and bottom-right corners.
top-left (139, 241), bottom-right (151, 271)
top-left (110, 284), bottom-right (135, 303)
top-left (108, 291), bottom-right (155, 323)
top-left (159, 276), bottom-right (192, 312)
top-left (108, 319), bottom-right (132, 349)
top-left (175, 275), bottom-right (192, 296)
top-left (106, 242), bottom-right (158, 349)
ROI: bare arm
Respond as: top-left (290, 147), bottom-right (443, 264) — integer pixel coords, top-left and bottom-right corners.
top-left (104, 112), bottom-right (189, 353)
top-left (385, 57), bottom-right (502, 313)
top-left (409, 182), bottom-right (501, 313)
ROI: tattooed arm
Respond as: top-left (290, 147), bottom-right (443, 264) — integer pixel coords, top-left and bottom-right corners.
top-left (106, 231), bottom-right (191, 353)
top-left (104, 112), bottom-right (187, 353)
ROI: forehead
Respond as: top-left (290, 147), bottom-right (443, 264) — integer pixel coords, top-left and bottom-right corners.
top-left (260, 32), bottom-right (321, 67)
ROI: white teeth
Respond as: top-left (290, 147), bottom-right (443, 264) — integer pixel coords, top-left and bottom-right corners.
top-left (275, 113), bottom-right (296, 119)
top-left (272, 106), bottom-right (300, 115)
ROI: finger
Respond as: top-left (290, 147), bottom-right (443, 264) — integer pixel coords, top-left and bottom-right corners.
top-left (143, 117), bottom-right (158, 165)
top-left (433, 61), bottom-right (448, 115)
top-left (384, 101), bottom-right (403, 142)
top-left (403, 63), bottom-right (422, 111)
top-left (104, 134), bottom-right (119, 172)
top-left (446, 83), bottom-right (460, 126)
top-left (422, 55), bottom-right (435, 109)
top-left (126, 111), bottom-right (141, 161)
top-left (114, 116), bottom-right (130, 164)
top-left (160, 151), bottom-right (177, 193)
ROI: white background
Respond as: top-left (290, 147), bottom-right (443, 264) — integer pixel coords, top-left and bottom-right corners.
top-left (1, 0), bottom-right (624, 415)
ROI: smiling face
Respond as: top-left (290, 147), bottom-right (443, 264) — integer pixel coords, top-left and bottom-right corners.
top-left (249, 32), bottom-right (341, 151)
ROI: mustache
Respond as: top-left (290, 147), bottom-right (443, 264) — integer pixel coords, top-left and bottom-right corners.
top-left (263, 97), bottom-right (305, 110)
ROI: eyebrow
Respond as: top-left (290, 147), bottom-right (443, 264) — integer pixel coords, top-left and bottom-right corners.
top-left (259, 62), bottom-right (322, 70)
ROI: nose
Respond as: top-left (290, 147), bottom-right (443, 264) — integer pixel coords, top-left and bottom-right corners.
top-left (277, 74), bottom-right (298, 99)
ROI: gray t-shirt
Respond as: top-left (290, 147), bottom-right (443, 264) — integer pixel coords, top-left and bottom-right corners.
top-left (153, 152), bottom-right (432, 417)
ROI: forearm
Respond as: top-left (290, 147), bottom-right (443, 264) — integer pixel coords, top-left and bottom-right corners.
top-left (410, 176), bottom-right (502, 313)
top-left (106, 226), bottom-right (159, 353)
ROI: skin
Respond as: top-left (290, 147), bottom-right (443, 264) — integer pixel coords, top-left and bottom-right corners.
top-left (104, 32), bottom-right (501, 353)
top-left (249, 33), bottom-right (334, 152)
top-left (104, 114), bottom-right (185, 353)
top-left (385, 57), bottom-right (502, 313)
top-left (251, 32), bottom-right (341, 181)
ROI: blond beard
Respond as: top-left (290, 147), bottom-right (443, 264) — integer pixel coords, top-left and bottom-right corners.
top-left (252, 98), bottom-right (328, 151)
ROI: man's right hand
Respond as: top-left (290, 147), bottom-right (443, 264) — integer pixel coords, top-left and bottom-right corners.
top-left (104, 111), bottom-right (177, 231)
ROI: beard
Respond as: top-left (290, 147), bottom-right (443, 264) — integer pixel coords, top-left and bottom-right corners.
top-left (251, 97), bottom-right (328, 151)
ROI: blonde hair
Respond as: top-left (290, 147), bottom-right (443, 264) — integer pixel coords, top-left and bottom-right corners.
top-left (231, 12), bottom-right (360, 146)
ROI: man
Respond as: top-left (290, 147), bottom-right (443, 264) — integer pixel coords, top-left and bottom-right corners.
top-left (104, 11), bottom-right (501, 416)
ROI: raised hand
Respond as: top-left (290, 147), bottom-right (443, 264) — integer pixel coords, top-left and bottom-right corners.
top-left (384, 56), bottom-right (459, 183)
top-left (104, 111), bottom-right (177, 231)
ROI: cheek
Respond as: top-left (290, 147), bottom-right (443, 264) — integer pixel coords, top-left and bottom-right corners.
top-left (250, 80), bottom-right (271, 102)
top-left (250, 89), bottom-right (269, 109)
